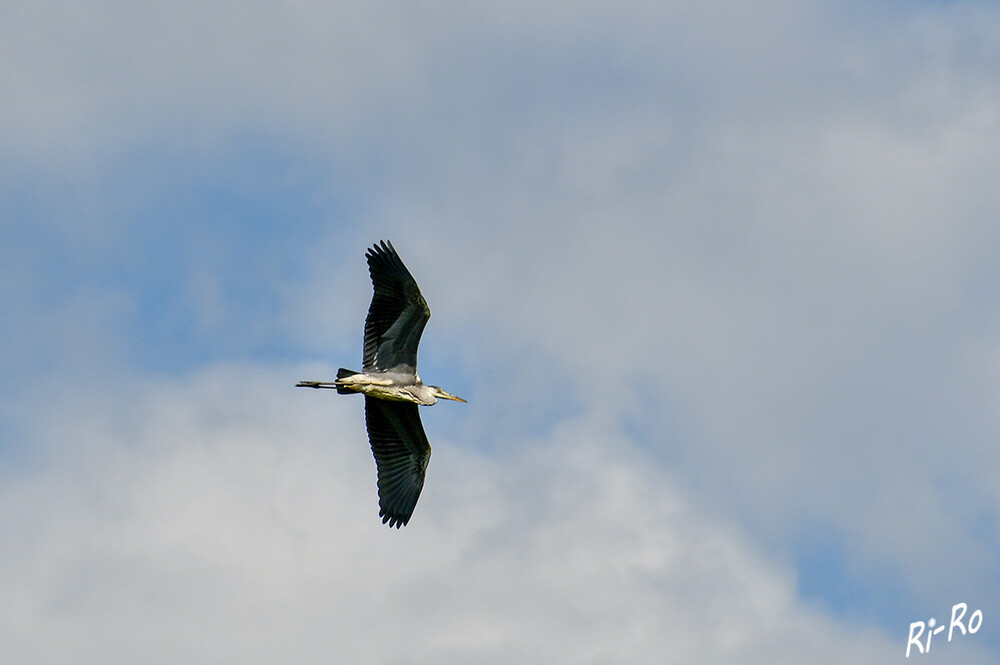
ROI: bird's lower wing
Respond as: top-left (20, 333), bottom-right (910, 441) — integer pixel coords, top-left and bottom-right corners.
top-left (364, 397), bottom-right (431, 528)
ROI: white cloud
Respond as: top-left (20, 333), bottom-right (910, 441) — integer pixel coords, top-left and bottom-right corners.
top-left (357, 4), bottom-right (1000, 611)
top-left (0, 363), bottom-right (934, 664)
top-left (3, 0), bottom-right (1000, 661)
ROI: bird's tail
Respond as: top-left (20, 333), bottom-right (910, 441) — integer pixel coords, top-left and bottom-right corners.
top-left (336, 368), bottom-right (359, 394)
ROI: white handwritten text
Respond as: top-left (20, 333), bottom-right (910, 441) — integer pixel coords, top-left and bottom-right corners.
top-left (906, 602), bottom-right (983, 657)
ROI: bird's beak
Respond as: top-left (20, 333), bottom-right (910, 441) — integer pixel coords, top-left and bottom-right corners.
top-left (438, 390), bottom-right (467, 403)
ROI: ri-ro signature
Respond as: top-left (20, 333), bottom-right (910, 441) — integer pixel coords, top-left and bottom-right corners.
top-left (906, 602), bottom-right (983, 657)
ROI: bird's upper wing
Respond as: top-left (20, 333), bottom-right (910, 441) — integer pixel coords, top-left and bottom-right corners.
top-left (364, 397), bottom-right (431, 528)
top-left (363, 240), bottom-right (430, 373)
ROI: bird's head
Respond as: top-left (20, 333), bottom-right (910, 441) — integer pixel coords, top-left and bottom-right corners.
top-left (430, 386), bottom-right (467, 403)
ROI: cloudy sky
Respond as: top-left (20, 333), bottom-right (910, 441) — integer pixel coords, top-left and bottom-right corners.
top-left (2, 1), bottom-right (998, 662)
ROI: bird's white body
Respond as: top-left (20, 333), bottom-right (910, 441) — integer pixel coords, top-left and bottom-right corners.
top-left (334, 371), bottom-right (441, 405)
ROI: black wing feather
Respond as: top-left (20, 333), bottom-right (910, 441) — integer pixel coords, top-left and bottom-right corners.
top-left (363, 241), bottom-right (430, 372)
top-left (364, 397), bottom-right (431, 528)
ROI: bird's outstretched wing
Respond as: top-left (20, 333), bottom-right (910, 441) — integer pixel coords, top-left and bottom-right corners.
top-left (363, 240), bottom-right (430, 373)
top-left (364, 397), bottom-right (431, 528)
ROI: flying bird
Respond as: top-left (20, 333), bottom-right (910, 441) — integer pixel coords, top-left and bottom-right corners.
top-left (297, 240), bottom-right (466, 528)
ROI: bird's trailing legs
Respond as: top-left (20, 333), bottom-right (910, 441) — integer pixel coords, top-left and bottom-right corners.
top-left (296, 381), bottom-right (339, 389)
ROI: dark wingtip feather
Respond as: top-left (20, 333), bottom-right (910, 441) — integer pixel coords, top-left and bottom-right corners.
top-left (366, 239), bottom-right (396, 261)
top-left (380, 509), bottom-right (408, 528)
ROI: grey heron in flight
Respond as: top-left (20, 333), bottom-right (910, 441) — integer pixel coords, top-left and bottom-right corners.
top-left (297, 240), bottom-right (466, 528)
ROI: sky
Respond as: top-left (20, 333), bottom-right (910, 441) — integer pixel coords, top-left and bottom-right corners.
top-left (1, 1), bottom-right (999, 663)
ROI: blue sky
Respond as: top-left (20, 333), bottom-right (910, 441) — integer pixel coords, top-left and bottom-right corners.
top-left (2, 1), bottom-right (999, 662)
